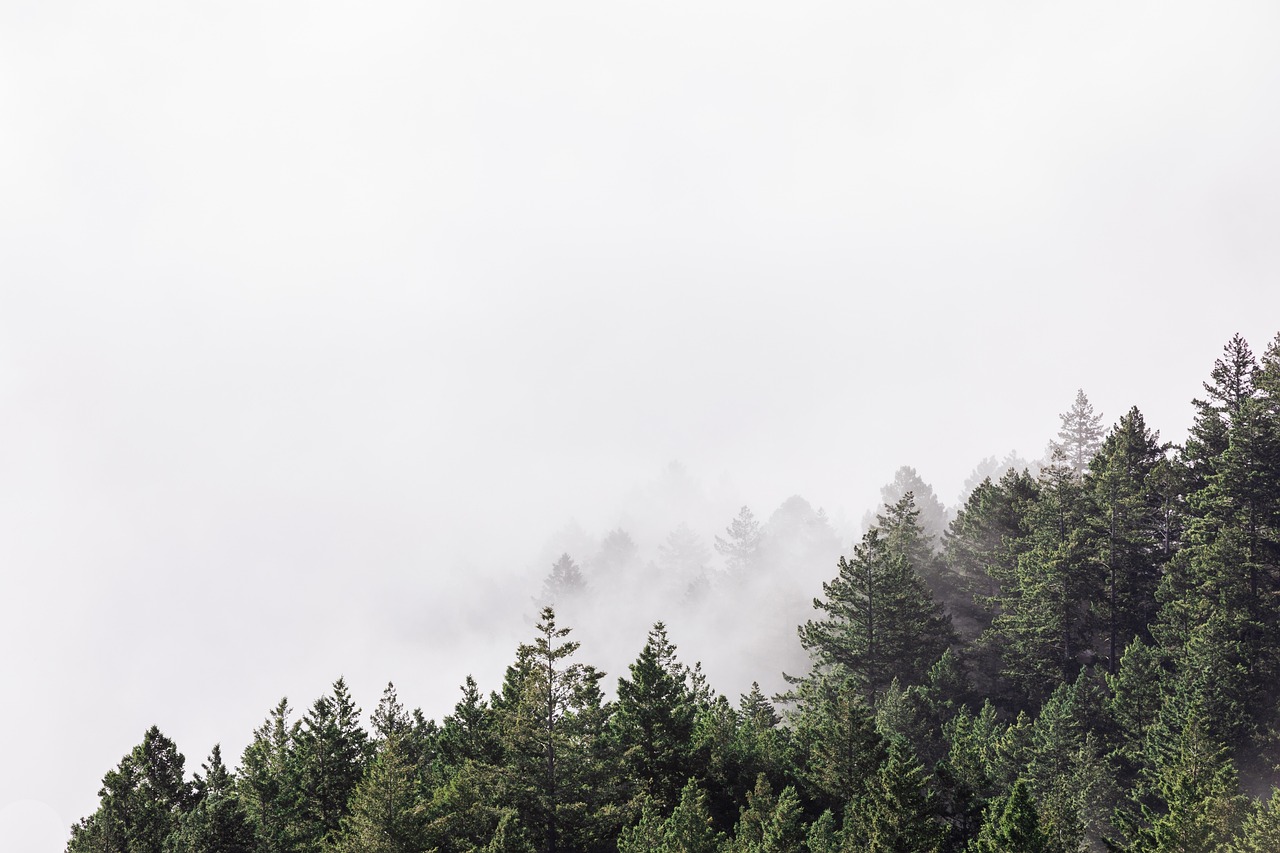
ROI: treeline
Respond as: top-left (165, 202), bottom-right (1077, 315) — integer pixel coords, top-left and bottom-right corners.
top-left (69, 332), bottom-right (1280, 853)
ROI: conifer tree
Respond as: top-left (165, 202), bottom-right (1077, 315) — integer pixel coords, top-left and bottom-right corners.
top-left (295, 678), bottom-right (371, 851)
top-left (238, 698), bottom-right (303, 853)
top-left (1229, 787), bottom-right (1280, 853)
top-left (329, 732), bottom-right (428, 853)
top-left (1086, 407), bottom-right (1169, 672)
top-left (716, 506), bottom-right (765, 576)
top-left (613, 622), bottom-right (696, 810)
top-left (438, 676), bottom-right (502, 773)
top-left (1053, 389), bottom-right (1104, 476)
top-left (496, 607), bottom-right (622, 853)
top-left (799, 523), bottom-right (952, 701)
top-left (167, 744), bottom-right (256, 853)
top-left (985, 456), bottom-right (1100, 706)
top-left (841, 737), bottom-right (946, 853)
top-left (789, 674), bottom-right (886, 815)
top-left (541, 552), bottom-right (587, 605)
top-left (68, 726), bottom-right (192, 853)
top-left (728, 776), bottom-right (804, 853)
top-left (966, 779), bottom-right (1047, 853)
top-left (617, 780), bottom-right (725, 853)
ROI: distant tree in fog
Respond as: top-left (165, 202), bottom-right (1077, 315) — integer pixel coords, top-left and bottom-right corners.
top-left (874, 466), bottom-right (949, 546)
top-left (658, 523), bottom-right (712, 582)
top-left (541, 553), bottom-right (587, 605)
top-left (1053, 389), bottom-right (1104, 476)
top-left (764, 496), bottom-right (841, 578)
top-left (715, 505), bottom-right (765, 576)
top-left (597, 528), bottom-right (639, 571)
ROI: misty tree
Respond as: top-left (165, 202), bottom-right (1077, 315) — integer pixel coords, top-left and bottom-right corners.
top-left (594, 528), bottom-right (640, 578)
top-left (541, 553), bottom-right (587, 605)
top-left (1053, 389), bottom-right (1104, 476)
top-left (716, 505), bottom-right (765, 576)
top-left (763, 495), bottom-right (842, 580)
top-left (876, 466), bottom-right (951, 546)
top-left (658, 523), bottom-right (712, 590)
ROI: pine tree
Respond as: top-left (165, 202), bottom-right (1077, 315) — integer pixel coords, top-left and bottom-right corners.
top-left (716, 506), bottom-right (765, 577)
top-left (799, 523), bottom-right (952, 701)
top-left (1229, 787), bottom-right (1280, 853)
top-left (166, 745), bottom-right (256, 853)
top-left (984, 456), bottom-right (1100, 706)
top-left (966, 779), bottom-right (1047, 853)
top-left (613, 622), bottom-right (696, 810)
top-left (877, 466), bottom-right (951, 547)
top-left (841, 737), bottom-right (946, 853)
top-left (541, 552), bottom-right (587, 607)
top-left (728, 776), bottom-right (804, 853)
top-left (944, 468), bottom-right (1039, 648)
top-left (329, 732), bottom-right (428, 853)
top-left (495, 607), bottom-right (623, 853)
top-left (238, 698), bottom-right (303, 853)
top-left (438, 676), bottom-right (502, 773)
top-left (617, 780), bottom-right (726, 853)
top-left (294, 678), bottom-right (371, 851)
top-left (68, 726), bottom-right (191, 853)
top-left (789, 674), bottom-right (886, 814)
top-left (1086, 406), bottom-right (1169, 672)
top-left (1053, 389), bottom-right (1104, 476)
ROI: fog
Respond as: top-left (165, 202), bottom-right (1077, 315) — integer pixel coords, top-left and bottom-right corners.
top-left (3, 1), bottom-right (1280, 848)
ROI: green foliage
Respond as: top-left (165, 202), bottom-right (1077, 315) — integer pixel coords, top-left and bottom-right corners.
top-left (799, 501), bottom-right (953, 700)
top-left (967, 779), bottom-right (1047, 853)
top-left (64, 330), bottom-right (1280, 853)
top-left (617, 781), bottom-right (726, 853)
top-left (328, 732), bottom-right (428, 853)
top-left (165, 745), bottom-right (256, 853)
top-left (841, 737), bottom-right (946, 853)
top-left (613, 622), bottom-right (697, 810)
top-left (68, 726), bottom-right (191, 853)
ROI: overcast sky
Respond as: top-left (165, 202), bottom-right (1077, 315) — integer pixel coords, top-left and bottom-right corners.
top-left (3, 2), bottom-right (1280, 849)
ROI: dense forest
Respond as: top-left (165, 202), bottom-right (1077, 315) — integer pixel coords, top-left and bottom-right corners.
top-left (69, 332), bottom-right (1280, 853)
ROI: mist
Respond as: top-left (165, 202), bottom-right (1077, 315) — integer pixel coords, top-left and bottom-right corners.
top-left (4, 1), bottom-right (1280, 849)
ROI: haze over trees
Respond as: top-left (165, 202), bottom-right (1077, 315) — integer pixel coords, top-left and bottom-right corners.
top-left (68, 332), bottom-right (1280, 853)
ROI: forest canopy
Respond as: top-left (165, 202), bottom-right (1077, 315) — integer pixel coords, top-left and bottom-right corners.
top-left (69, 331), bottom-right (1280, 853)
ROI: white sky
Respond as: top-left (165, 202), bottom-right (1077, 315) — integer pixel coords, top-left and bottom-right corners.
top-left (3, 1), bottom-right (1280, 848)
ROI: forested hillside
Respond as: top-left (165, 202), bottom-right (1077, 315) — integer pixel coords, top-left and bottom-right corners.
top-left (68, 331), bottom-right (1280, 853)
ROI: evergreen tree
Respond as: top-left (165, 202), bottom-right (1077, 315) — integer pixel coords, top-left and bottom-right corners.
top-left (238, 698), bottom-right (303, 853)
top-left (966, 779), bottom-right (1047, 853)
top-left (841, 737), bottom-right (946, 853)
top-left (617, 780), bottom-right (726, 853)
top-left (438, 676), bottom-right (503, 773)
top-left (728, 776), bottom-right (804, 853)
top-left (716, 506), bottom-right (765, 577)
top-left (1053, 389), bottom-right (1104, 476)
top-left (1086, 407), bottom-right (1169, 672)
top-left (944, 468), bottom-right (1039, 649)
top-left (613, 623), bottom-right (696, 810)
top-left (984, 456), bottom-right (1100, 706)
top-left (68, 726), bottom-right (191, 853)
top-left (495, 607), bottom-right (623, 853)
top-left (1229, 787), bottom-right (1280, 853)
top-left (788, 674), bottom-right (886, 814)
top-left (329, 732), bottom-right (428, 853)
top-left (877, 466), bottom-right (951, 547)
top-left (166, 745), bottom-right (256, 853)
top-left (541, 553), bottom-right (587, 606)
top-left (294, 678), bottom-right (371, 851)
top-left (799, 523), bottom-right (952, 701)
